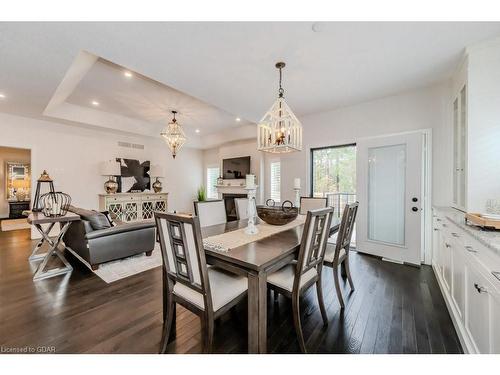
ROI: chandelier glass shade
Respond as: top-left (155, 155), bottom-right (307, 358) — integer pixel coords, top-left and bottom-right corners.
top-left (161, 111), bottom-right (186, 159)
top-left (257, 62), bottom-right (302, 153)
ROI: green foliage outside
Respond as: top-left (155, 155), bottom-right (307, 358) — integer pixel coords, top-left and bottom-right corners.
top-left (312, 145), bottom-right (356, 197)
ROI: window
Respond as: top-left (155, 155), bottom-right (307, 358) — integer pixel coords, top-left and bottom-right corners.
top-left (206, 167), bottom-right (220, 199)
top-left (270, 161), bottom-right (281, 202)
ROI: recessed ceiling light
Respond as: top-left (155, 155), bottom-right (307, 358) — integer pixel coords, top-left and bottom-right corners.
top-left (91, 100), bottom-right (100, 106)
top-left (124, 71), bottom-right (133, 78)
top-left (235, 117), bottom-right (241, 122)
top-left (195, 129), bottom-right (200, 134)
top-left (0, 93), bottom-right (5, 99)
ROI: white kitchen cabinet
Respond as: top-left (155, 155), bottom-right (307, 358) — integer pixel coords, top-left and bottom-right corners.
top-left (432, 207), bottom-right (500, 353)
top-left (465, 263), bottom-right (491, 353)
top-left (492, 288), bottom-right (500, 353)
top-left (442, 229), bottom-right (452, 292)
top-left (452, 84), bottom-right (467, 211)
top-left (451, 236), bottom-right (466, 319)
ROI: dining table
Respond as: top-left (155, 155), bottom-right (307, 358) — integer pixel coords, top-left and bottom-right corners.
top-left (200, 216), bottom-right (341, 354)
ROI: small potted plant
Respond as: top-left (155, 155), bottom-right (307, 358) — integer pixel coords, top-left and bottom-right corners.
top-left (197, 186), bottom-right (206, 202)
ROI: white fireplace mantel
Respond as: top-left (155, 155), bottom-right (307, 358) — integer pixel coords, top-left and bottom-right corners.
top-left (216, 184), bottom-right (259, 198)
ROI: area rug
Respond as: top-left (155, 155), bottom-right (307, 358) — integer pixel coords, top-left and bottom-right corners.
top-left (1, 218), bottom-right (30, 231)
top-left (70, 243), bottom-right (162, 284)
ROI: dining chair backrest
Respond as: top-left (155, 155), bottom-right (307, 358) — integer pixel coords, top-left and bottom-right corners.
top-left (299, 197), bottom-right (328, 215)
top-left (194, 200), bottom-right (227, 227)
top-left (155, 212), bottom-right (213, 311)
top-left (234, 198), bottom-right (255, 220)
top-left (334, 202), bottom-right (359, 256)
top-left (294, 207), bottom-right (334, 288)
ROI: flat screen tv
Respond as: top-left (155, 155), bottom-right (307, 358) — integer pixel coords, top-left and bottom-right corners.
top-left (222, 156), bottom-right (251, 179)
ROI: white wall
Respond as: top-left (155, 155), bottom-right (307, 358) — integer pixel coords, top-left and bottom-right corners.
top-left (0, 112), bottom-right (204, 234)
top-left (0, 146), bottom-right (31, 218)
top-left (262, 83), bottom-right (453, 206)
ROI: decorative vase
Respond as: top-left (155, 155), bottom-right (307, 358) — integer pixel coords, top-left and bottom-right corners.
top-left (152, 178), bottom-right (162, 193)
top-left (16, 190), bottom-right (26, 201)
top-left (104, 176), bottom-right (118, 194)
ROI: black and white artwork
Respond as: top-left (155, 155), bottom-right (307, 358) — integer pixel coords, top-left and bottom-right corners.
top-left (116, 158), bottom-right (150, 192)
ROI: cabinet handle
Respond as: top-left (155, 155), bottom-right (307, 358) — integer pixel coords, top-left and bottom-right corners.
top-left (474, 283), bottom-right (488, 294)
top-left (442, 223), bottom-right (447, 227)
top-left (436, 218), bottom-right (442, 222)
top-left (445, 243), bottom-right (451, 248)
top-left (451, 232), bottom-right (459, 238)
top-left (465, 245), bottom-right (478, 253)
top-left (433, 228), bottom-right (439, 231)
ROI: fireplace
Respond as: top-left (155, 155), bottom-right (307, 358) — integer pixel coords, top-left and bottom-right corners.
top-left (222, 193), bottom-right (247, 222)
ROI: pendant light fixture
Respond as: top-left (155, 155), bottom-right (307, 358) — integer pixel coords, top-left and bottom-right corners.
top-left (161, 110), bottom-right (186, 159)
top-left (257, 62), bottom-right (302, 153)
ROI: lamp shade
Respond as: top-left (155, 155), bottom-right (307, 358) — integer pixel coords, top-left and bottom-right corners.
top-left (100, 160), bottom-right (121, 176)
top-left (149, 164), bottom-right (164, 178)
top-left (12, 179), bottom-right (29, 189)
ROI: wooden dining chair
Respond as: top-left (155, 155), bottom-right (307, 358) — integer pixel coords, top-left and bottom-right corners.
top-left (193, 199), bottom-right (227, 227)
top-left (267, 207), bottom-right (334, 353)
top-left (155, 212), bottom-right (248, 353)
top-left (323, 202), bottom-right (358, 308)
top-left (299, 196), bottom-right (328, 215)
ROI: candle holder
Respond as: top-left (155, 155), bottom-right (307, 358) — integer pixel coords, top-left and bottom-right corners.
top-left (244, 186), bottom-right (259, 235)
top-left (294, 188), bottom-right (301, 209)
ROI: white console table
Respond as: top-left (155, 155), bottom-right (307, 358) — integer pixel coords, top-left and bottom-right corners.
top-left (99, 192), bottom-right (168, 222)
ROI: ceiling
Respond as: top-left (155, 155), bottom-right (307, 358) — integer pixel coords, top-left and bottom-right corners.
top-left (1, 22), bottom-right (500, 148)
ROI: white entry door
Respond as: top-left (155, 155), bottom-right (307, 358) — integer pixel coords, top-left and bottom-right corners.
top-left (356, 132), bottom-right (423, 265)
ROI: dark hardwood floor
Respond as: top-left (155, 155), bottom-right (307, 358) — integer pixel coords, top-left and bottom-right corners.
top-left (0, 227), bottom-right (462, 354)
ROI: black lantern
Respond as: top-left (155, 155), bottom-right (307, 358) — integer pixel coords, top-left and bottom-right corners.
top-left (32, 170), bottom-right (55, 212)
top-left (40, 192), bottom-right (71, 217)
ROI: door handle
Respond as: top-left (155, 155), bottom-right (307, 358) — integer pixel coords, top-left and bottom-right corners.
top-left (412, 207), bottom-right (419, 212)
top-left (465, 245), bottom-right (478, 253)
top-left (412, 197), bottom-right (418, 202)
top-left (474, 283), bottom-right (488, 294)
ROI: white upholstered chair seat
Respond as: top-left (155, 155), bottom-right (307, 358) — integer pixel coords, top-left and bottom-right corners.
top-left (323, 244), bottom-right (346, 263)
top-left (173, 267), bottom-right (247, 311)
top-left (327, 232), bottom-right (338, 244)
top-left (267, 265), bottom-right (318, 292)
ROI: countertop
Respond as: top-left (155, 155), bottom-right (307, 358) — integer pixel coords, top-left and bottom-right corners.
top-left (434, 206), bottom-right (500, 256)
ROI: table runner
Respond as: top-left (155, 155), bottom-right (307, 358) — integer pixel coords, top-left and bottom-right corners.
top-left (203, 215), bottom-right (306, 252)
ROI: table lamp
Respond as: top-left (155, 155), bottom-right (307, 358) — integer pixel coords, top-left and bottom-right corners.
top-left (12, 179), bottom-right (29, 201)
top-left (100, 160), bottom-right (121, 194)
top-left (149, 164), bottom-right (165, 193)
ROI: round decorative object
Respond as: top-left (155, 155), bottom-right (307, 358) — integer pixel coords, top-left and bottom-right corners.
top-left (16, 190), bottom-right (27, 201)
top-left (152, 178), bottom-right (162, 193)
top-left (104, 178), bottom-right (118, 194)
top-left (40, 192), bottom-right (71, 217)
top-left (256, 200), bottom-right (298, 225)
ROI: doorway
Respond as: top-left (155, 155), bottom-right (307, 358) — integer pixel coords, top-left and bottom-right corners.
top-left (0, 146), bottom-right (31, 231)
top-left (355, 130), bottom-right (431, 265)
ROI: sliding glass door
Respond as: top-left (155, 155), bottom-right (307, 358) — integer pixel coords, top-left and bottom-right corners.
top-left (311, 144), bottom-right (356, 217)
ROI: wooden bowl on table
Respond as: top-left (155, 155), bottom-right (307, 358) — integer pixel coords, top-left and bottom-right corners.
top-left (256, 200), bottom-right (298, 225)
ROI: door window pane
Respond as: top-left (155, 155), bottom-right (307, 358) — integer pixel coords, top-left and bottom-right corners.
top-left (311, 145), bottom-right (356, 217)
top-left (368, 144), bottom-right (406, 246)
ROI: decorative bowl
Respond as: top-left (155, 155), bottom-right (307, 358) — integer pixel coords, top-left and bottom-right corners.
top-left (256, 199), bottom-right (298, 225)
